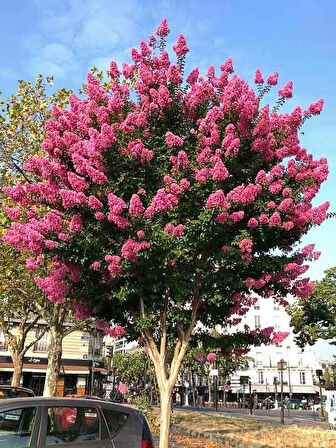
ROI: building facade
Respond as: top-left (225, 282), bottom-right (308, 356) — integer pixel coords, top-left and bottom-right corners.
top-left (0, 323), bottom-right (106, 396)
top-left (229, 296), bottom-right (319, 399)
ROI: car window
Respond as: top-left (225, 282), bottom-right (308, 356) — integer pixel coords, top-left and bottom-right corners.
top-left (102, 409), bottom-right (128, 435)
top-left (0, 407), bottom-right (36, 448)
top-left (45, 407), bottom-right (99, 445)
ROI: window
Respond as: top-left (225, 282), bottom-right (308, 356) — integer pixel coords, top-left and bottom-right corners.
top-left (299, 372), bottom-right (306, 385)
top-left (0, 407), bottom-right (36, 447)
top-left (254, 315), bottom-right (261, 329)
top-left (90, 335), bottom-right (103, 357)
top-left (0, 331), bottom-right (6, 351)
top-left (256, 352), bottom-right (263, 366)
top-left (254, 299), bottom-right (260, 310)
top-left (34, 328), bottom-right (49, 352)
top-left (45, 407), bottom-right (99, 445)
top-left (102, 409), bottom-right (128, 436)
top-left (258, 371), bottom-right (264, 384)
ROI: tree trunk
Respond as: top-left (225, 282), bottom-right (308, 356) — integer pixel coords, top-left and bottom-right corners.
top-left (159, 384), bottom-right (173, 448)
top-left (11, 354), bottom-right (23, 387)
top-left (43, 327), bottom-right (63, 397)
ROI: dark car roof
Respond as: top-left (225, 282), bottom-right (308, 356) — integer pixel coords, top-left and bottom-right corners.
top-left (0, 385), bottom-right (34, 392)
top-left (0, 396), bottom-right (138, 415)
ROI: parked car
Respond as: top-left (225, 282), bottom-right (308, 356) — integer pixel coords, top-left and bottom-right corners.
top-left (0, 396), bottom-right (154, 447)
top-left (0, 385), bottom-right (34, 399)
top-left (284, 398), bottom-right (302, 409)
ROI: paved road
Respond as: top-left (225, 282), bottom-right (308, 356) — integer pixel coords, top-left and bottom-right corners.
top-left (171, 405), bottom-right (326, 427)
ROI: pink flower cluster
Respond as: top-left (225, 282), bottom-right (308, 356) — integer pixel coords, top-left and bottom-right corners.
top-left (164, 223), bottom-right (184, 237)
top-left (121, 238), bottom-right (150, 262)
top-left (207, 352), bottom-right (217, 363)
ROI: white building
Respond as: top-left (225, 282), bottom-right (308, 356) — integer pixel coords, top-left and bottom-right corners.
top-left (229, 296), bottom-right (319, 398)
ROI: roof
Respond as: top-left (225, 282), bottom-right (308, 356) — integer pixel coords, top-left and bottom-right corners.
top-left (0, 396), bottom-right (137, 415)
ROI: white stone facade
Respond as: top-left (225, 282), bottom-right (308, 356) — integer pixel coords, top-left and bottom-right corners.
top-left (230, 296), bottom-right (318, 396)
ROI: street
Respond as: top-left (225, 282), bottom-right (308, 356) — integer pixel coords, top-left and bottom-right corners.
top-left (171, 405), bottom-right (326, 427)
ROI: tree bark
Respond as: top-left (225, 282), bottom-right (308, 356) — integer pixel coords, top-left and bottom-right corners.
top-left (43, 326), bottom-right (63, 397)
top-left (11, 354), bottom-right (23, 387)
top-left (208, 375), bottom-right (212, 404)
top-left (159, 384), bottom-right (173, 448)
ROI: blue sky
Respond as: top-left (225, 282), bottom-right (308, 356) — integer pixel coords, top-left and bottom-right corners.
top-left (1, 0), bottom-right (335, 358)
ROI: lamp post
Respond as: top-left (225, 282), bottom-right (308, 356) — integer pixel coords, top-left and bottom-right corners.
top-left (278, 359), bottom-right (287, 425)
top-left (316, 369), bottom-right (325, 419)
top-left (286, 346), bottom-right (292, 400)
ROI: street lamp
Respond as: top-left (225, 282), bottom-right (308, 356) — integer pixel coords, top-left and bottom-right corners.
top-left (286, 346), bottom-right (292, 400)
top-left (316, 369), bottom-right (325, 419)
top-left (277, 359), bottom-right (287, 425)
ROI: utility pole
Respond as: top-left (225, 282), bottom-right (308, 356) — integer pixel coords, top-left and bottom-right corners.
top-left (316, 370), bottom-right (325, 419)
top-left (278, 359), bottom-right (287, 425)
top-left (90, 333), bottom-right (96, 395)
top-left (249, 379), bottom-right (253, 415)
top-left (287, 346), bottom-right (292, 400)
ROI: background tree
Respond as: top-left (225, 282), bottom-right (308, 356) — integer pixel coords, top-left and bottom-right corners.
top-left (0, 76), bottom-right (89, 395)
top-left (289, 266), bottom-right (336, 347)
top-left (113, 348), bottom-right (155, 390)
top-left (2, 20), bottom-right (329, 447)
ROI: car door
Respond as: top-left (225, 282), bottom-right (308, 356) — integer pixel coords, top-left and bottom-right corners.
top-left (38, 404), bottom-right (112, 448)
top-left (100, 406), bottom-right (143, 448)
top-left (0, 404), bottom-right (40, 448)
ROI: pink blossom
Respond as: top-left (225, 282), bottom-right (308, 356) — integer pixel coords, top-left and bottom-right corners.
top-left (230, 211), bottom-right (245, 222)
top-left (247, 218), bottom-right (259, 229)
top-left (195, 168), bottom-right (210, 184)
top-left (267, 201), bottom-right (276, 210)
top-left (272, 332), bottom-right (290, 344)
top-left (261, 327), bottom-right (274, 339)
top-left (259, 214), bottom-right (269, 224)
top-left (173, 224), bottom-right (184, 237)
top-left (282, 188), bottom-right (292, 197)
top-left (69, 214), bottom-right (82, 233)
top-left (118, 382), bottom-right (129, 395)
top-left (165, 131), bottom-right (184, 148)
top-left (207, 352), bottom-right (217, 363)
top-left (306, 99), bottom-right (324, 115)
top-left (88, 195), bottom-right (103, 210)
top-left (283, 221), bottom-right (294, 231)
top-left (278, 81), bottom-right (293, 99)
top-left (220, 57), bottom-right (234, 74)
top-left (278, 198), bottom-right (294, 212)
top-left (156, 18), bottom-right (170, 37)
top-left (173, 34), bottom-right (189, 58)
top-left (137, 230), bottom-right (145, 239)
top-left (3, 207), bottom-right (21, 220)
top-left (216, 212), bottom-right (229, 223)
top-left (89, 261), bottom-right (101, 270)
top-left (267, 72), bottom-right (279, 86)
top-left (121, 238), bottom-right (150, 262)
top-left (67, 172), bottom-right (89, 191)
top-left (239, 238), bottom-right (253, 253)
top-left (269, 212), bottom-right (281, 227)
top-left (129, 194), bottom-right (144, 217)
top-left (180, 179), bottom-right (190, 190)
top-left (206, 190), bottom-right (228, 209)
top-left (254, 68), bottom-right (264, 84)
top-left (221, 245), bottom-right (229, 252)
top-left (212, 160), bottom-right (229, 181)
top-left (94, 212), bottom-right (105, 221)
top-left (195, 353), bottom-right (205, 362)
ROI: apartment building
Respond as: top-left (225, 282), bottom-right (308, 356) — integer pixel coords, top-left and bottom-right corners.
top-left (229, 295), bottom-right (319, 399)
top-left (0, 322), bottom-right (106, 396)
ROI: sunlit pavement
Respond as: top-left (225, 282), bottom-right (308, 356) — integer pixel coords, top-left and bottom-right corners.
top-left (171, 405), bottom-right (327, 427)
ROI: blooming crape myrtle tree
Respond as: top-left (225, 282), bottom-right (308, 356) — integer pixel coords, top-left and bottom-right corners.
top-left (2, 19), bottom-right (329, 446)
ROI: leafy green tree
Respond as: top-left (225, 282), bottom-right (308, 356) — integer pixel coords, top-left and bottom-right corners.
top-left (289, 266), bottom-right (336, 347)
top-left (0, 76), bottom-right (86, 395)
